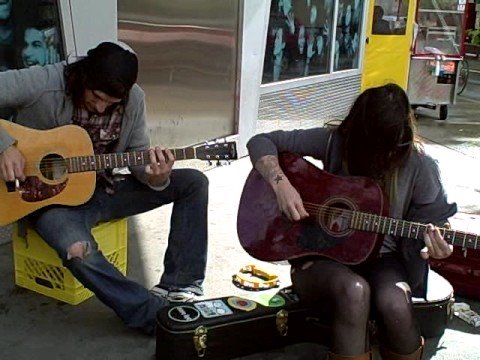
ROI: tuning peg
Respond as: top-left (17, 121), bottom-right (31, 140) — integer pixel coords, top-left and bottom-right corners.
top-left (216, 160), bottom-right (222, 166)
top-left (207, 160), bottom-right (212, 166)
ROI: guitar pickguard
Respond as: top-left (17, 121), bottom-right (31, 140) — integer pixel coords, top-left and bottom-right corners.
top-left (20, 176), bottom-right (68, 202)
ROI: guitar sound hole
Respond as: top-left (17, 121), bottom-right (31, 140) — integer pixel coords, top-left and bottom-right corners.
top-left (40, 154), bottom-right (67, 180)
top-left (318, 201), bottom-right (353, 236)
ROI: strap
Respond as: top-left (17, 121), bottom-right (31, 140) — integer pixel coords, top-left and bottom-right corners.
top-left (324, 127), bottom-right (334, 171)
top-left (17, 218), bottom-right (28, 239)
top-left (323, 119), bottom-right (341, 171)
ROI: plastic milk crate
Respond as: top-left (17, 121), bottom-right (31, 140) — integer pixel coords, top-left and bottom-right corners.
top-left (13, 218), bottom-right (127, 305)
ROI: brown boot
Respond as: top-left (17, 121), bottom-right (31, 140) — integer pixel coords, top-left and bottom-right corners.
top-left (328, 351), bottom-right (372, 360)
top-left (379, 337), bottom-right (424, 360)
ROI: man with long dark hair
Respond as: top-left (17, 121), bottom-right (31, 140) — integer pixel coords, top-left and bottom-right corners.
top-left (246, 83), bottom-right (456, 359)
top-left (0, 42), bottom-right (208, 334)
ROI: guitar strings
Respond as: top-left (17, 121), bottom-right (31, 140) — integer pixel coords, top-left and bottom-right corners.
top-left (302, 202), bottom-right (432, 236)
top-left (302, 202), bottom-right (479, 241)
top-left (19, 152), bottom-right (192, 167)
top-left (21, 157), bottom-right (137, 168)
top-left (304, 201), bottom-right (412, 226)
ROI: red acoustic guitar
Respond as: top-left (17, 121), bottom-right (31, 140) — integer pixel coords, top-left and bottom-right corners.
top-left (237, 152), bottom-right (479, 264)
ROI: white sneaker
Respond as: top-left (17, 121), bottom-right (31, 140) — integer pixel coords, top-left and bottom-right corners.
top-left (167, 289), bottom-right (196, 303)
top-left (151, 286), bottom-right (169, 300)
top-left (151, 286), bottom-right (197, 303)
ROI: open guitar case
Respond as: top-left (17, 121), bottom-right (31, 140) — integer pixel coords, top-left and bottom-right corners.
top-left (429, 213), bottom-right (480, 301)
top-left (430, 248), bottom-right (480, 300)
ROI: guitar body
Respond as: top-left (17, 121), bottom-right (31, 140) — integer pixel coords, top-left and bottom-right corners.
top-left (0, 120), bottom-right (96, 225)
top-left (237, 152), bottom-right (389, 264)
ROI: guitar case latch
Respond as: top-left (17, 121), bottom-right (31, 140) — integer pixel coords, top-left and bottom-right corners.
top-left (276, 309), bottom-right (289, 336)
top-left (193, 325), bottom-right (208, 357)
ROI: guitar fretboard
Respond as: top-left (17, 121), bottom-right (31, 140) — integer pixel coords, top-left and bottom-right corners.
top-left (350, 211), bottom-right (479, 250)
top-left (66, 148), bottom-right (196, 173)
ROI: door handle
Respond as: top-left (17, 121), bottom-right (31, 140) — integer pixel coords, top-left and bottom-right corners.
top-left (366, 37), bottom-right (369, 44)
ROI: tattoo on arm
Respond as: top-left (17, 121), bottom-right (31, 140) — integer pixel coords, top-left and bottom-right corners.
top-left (255, 155), bottom-right (287, 186)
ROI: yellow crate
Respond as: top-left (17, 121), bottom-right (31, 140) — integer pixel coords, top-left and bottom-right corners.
top-left (13, 218), bottom-right (127, 305)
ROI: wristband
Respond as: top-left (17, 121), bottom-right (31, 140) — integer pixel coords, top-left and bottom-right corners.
top-left (148, 177), bottom-right (170, 191)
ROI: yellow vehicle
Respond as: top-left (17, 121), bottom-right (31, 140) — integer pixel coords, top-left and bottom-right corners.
top-left (362, 0), bottom-right (416, 90)
top-left (362, 0), bottom-right (467, 120)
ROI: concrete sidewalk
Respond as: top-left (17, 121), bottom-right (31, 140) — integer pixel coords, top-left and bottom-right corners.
top-left (1, 73), bottom-right (480, 359)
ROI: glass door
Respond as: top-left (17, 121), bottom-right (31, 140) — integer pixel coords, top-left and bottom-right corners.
top-left (414, 0), bottom-right (465, 56)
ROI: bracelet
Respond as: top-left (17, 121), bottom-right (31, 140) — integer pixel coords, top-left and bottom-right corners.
top-left (148, 177), bottom-right (170, 191)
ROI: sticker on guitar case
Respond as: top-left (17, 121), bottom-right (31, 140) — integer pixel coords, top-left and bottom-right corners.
top-left (252, 293), bottom-right (286, 308)
top-left (168, 305), bottom-right (201, 322)
top-left (227, 297), bottom-right (257, 312)
top-left (266, 294), bottom-right (286, 307)
top-left (194, 299), bottom-right (234, 318)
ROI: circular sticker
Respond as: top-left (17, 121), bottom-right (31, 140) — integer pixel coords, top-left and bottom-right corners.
top-left (227, 297), bottom-right (257, 312)
top-left (168, 305), bottom-right (201, 322)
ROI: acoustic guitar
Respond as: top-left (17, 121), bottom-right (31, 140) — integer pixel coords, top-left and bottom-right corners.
top-left (0, 119), bottom-right (237, 226)
top-left (237, 152), bottom-right (479, 264)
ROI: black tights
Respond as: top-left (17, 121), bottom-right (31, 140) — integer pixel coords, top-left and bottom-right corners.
top-left (291, 255), bottom-right (422, 356)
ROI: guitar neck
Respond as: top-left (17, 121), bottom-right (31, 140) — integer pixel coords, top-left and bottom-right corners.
top-left (350, 211), bottom-right (480, 250)
top-left (66, 148), bottom-right (196, 173)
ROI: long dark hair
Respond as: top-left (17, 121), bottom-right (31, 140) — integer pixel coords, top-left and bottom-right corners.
top-left (338, 83), bottom-right (418, 181)
top-left (64, 42), bottom-right (138, 110)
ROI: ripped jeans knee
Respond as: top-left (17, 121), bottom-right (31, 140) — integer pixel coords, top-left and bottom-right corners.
top-left (66, 241), bottom-right (92, 260)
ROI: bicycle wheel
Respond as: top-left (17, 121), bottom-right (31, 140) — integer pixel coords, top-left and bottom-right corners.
top-left (457, 59), bottom-right (469, 95)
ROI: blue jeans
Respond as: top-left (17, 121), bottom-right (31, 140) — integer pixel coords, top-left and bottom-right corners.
top-left (29, 168), bottom-right (209, 334)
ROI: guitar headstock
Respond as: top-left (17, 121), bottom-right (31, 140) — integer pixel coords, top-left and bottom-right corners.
top-left (194, 140), bottom-right (237, 164)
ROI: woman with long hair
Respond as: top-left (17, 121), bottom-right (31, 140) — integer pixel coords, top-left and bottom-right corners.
top-left (246, 83), bottom-right (456, 359)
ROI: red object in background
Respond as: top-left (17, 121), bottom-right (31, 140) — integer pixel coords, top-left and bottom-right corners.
top-left (464, 3), bottom-right (476, 40)
top-left (430, 213), bottom-right (480, 301)
top-left (430, 247), bottom-right (480, 300)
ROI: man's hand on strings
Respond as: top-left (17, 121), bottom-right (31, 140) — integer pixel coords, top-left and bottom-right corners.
top-left (273, 180), bottom-right (309, 222)
top-left (421, 224), bottom-right (453, 260)
top-left (145, 146), bottom-right (174, 187)
top-left (0, 145), bottom-right (25, 182)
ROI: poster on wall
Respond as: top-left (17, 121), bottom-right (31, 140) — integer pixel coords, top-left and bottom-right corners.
top-left (262, 0), bottom-right (363, 84)
top-left (0, 0), bottom-right (64, 119)
top-left (263, 0), bottom-right (335, 83)
top-left (0, 0), bottom-right (64, 72)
